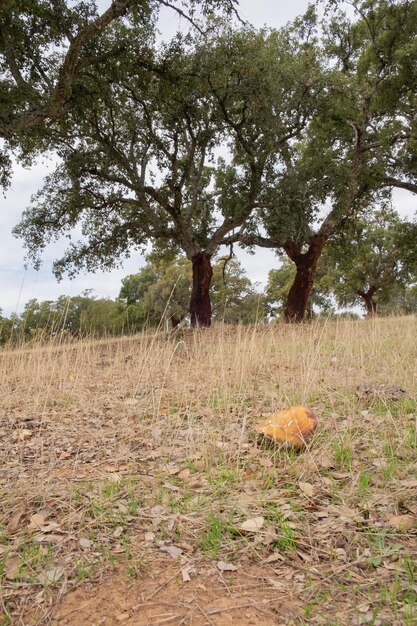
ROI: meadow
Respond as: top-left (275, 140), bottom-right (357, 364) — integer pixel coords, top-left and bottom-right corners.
top-left (1, 316), bottom-right (416, 625)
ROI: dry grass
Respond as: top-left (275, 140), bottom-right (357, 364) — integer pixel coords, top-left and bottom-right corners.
top-left (1, 316), bottom-right (417, 625)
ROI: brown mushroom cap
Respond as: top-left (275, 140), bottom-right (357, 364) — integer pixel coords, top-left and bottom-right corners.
top-left (255, 406), bottom-right (318, 448)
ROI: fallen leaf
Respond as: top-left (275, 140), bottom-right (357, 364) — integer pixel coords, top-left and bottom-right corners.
top-left (28, 512), bottom-right (47, 531)
top-left (144, 532), bottom-right (155, 542)
top-left (163, 482), bottom-right (181, 492)
top-left (38, 565), bottom-right (65, 585)
top-left (160, 545), bottom-right (183, 559)
top-left (33, 533), bottom-right (62, 544)
top-left (388, 515), bottom-right (416, 532)
top-left (5, 556), bottom-right (21, 580)
top-left (299, 482), bottom-right (315, 497)
top-left (237, 516), bottom-right (265, 534)
top-left (150, 505), bottom-right (164, 516)
top-left (217, 561), bottom-right (238, 572)
top-left (178, 468), bottom-right (191, 481)
top-left (79, 537), bottom-right (91, 549)
top-left (113, 526), bottom-right (124, 538)
top-left (7, 511), bottom-right (24, 534)
top-left (317, 453), bottom-right (334, 469)
top-left (40, 522), bottom-right (61, 533)
top-left (35, 590), bottom-right (45, 605)
top-left (256, 527), bottom-right (277, 546)
top-left (266, 553), bottom-right (283, 564)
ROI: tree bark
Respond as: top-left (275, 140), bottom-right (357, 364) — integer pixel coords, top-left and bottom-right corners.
top-left (357, 287), bottom-right (378, 317)
top-left (170, 315), bottom-right (184, 329)
top-left (190, 252), bottom-right (213, 327)
top-left (284, 236), bottom-right (327, 323)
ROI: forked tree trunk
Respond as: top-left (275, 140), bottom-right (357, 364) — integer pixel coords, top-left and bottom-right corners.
top-left (190, 252), bottom-right (213, 327)
top-left (357, 287), bottom-right (378, 317)
top-left (284, 236), bottom-right (327, 323)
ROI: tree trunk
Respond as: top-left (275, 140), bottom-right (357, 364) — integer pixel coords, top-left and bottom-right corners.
top-left (170, 315), bottom-right (183, 329)
top-left (284, 236), bottom-right (327, 323)
top-left (357, 288), bottom-right (378, 317)
top-left (190, 252), bottom-right (213, 327)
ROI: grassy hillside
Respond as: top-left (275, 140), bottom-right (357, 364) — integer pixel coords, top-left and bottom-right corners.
top-left (1, 316), bottom-right (416, 625)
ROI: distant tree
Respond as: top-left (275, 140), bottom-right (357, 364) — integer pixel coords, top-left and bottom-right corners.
top-left (15, 292), bottom-right (128, 339)
top-left (378, 284), bottom-right (417, 315)
top-left (18, 293), bottom-right (95, 337)
top-left (20, 298), bottom-right (59, 337)
top-left (79, 298), bottom-right (125, 336)
top-left (211, 257), bottom-right (266, 323)
top-left (119, 252), bottom-right (190, 328)
top-left (0, 308), bottom-right (13, 344)
top-left (318, 207), bottom-right (417, 316)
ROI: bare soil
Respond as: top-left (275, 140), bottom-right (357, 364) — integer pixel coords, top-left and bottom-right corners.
top-left (1, 319), bottom-right (416, 626)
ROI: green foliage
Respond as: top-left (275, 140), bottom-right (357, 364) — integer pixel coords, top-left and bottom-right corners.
top-left (211, 257), bottom-right (266, 323)
top-left (0, 252), bottom-right (265, 345)
top-left (319, 207), bottom-right (417, 314)
top-left (265, 257), bottom-right (333, 318)
top-left (235, 0), bottom-right (417, 320)
top-left (119, 255), bottom-right (191, 328)
top-left (2, 292), bottom-right (129, 342)
top-left (0, 309), bottom-right (14, 344)
top-left (11, 15), bottom-right (325, 329)
top-left (3, 1), bottom-right (417, 325)
top-left (119, 253), bottom-right (266, 327)
top-left (14, 20), bottom-right (266, 277)
top-left (378, 284), bottom-right (417, 316)
top-left (0, 0), bottom-right (236, 187)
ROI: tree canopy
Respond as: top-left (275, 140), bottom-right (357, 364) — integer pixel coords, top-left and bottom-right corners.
top-left (0, 0), bottom-right (238, 189)
top-left (228, 0), bottom-right (417, 321)
top-left (119, 253), bottom-right (265, 327)
top-left (4, 0), bottom-right (417, 327)
top-left (14, 17), bottom-right (320, 326)
top-left (319, 207), bottom-right (417, 315)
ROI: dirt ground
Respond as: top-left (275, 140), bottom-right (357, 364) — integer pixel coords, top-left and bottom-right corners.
top-left (53, 560), bottom-right (299, 626)
top-left (1, 320), bottom-right (416, 625)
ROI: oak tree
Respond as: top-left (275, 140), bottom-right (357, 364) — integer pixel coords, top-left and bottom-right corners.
top-left (15, 22), bottom-right (316, 326)
top-left (0, 0), bottom-right (237, 188)
top-left (319, 207), bottom-right (417, 316)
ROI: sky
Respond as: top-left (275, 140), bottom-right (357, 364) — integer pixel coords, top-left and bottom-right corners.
top-left (1, 0), bottom-right (416, 316)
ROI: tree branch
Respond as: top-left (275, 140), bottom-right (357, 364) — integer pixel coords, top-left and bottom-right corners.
top-left (382, 176), bottom-right (417, 194)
